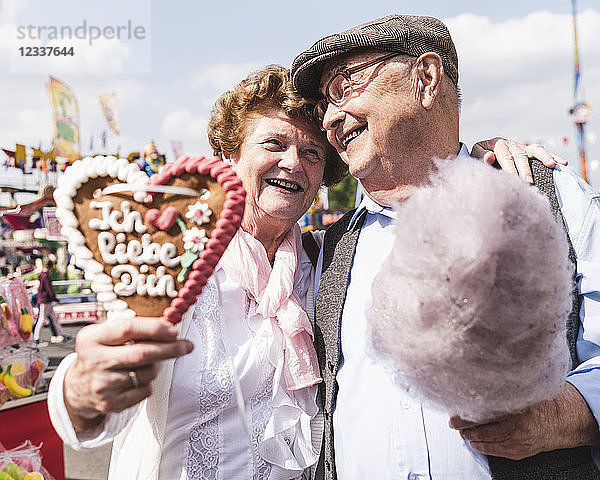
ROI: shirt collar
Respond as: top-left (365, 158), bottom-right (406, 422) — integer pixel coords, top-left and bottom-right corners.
top-left (348, 193), bottom-right (397, 230)
top-left (348, 143), bottom-right (470, 231)
top-left (456, 142), bottom-right (470, 159)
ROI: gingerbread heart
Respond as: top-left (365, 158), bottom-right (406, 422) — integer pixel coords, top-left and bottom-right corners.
top-left (54, 155), bottom-right (245, 324)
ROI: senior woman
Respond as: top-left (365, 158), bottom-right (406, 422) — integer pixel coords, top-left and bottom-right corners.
top-left (47, 65), bottom-right (559, 479)
top-left (47, 65), bottom-right (345, 480)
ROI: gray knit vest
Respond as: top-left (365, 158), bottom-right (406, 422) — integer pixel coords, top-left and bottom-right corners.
top-left (313, 160), bottom-right (600, 480)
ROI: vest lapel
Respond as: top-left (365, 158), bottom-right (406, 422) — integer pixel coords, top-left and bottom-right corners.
top-left (528, 160), bottom-right (580, 368)
top-left (314, 208), bottom-right (366, 479)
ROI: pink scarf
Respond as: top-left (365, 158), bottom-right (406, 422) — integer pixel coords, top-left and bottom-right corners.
top-left (219, 224), bottom-right (322, 391)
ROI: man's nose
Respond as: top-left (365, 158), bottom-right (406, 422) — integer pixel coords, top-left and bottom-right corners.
top-left (322, 102), bottom-right (344, 132)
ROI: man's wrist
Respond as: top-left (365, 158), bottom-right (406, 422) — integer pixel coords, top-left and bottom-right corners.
top-left (552, 382), bottom-right (600, 449)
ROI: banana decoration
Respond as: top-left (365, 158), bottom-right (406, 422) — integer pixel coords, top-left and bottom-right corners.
top-left (24, 473), bottom-right (44, 480)
top-left (19, 308), bottom-right (33, 334)
top-left (1, 365), bottom-right (32, 398)
top-left (1, 462), bottom-right (27, 480)
top-left (0, 295), bottom-right (11, 320)
top-left (0, 295), bottom-right (12, 334)
top-left (0, 462), bottom-right (44, 480)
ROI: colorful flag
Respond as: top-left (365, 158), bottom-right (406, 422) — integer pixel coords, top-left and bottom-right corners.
top-left (570, 0), bottom-right (592, 181)
top-left (32, 148), bottom-right (55, 173)
top-left (2, 149), bottom-right (15, 168)
top-left (170, 140), bottom-right (183, 160)
top-left (47, 76), bottom-right (80, 163)
top-left (99, 92), bottom-right (120, 135)
top-left (15, 144), bottom-right (26, 171)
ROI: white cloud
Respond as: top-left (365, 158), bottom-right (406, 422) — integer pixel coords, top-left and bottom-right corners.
top-left (444, 9), bottom-right (600, 183)
top-left (51, 38), bottom-right (131, 74)
top-left (160, 109), bottom-right (211, 159)
top-left (196, 62), bottom-right (261, 92)
top-left (446, 9), bottom-right (600, 87)
top-left (101, 79), bottom-right (147, 106)
top-left (0, 0), bottom-right (29, 22)
top-left (1, 107), bottom-right (54, 148)
top-left (161, 109), bottom-right (208, 139)
top-left (0, 22), bottom-right (15, 65)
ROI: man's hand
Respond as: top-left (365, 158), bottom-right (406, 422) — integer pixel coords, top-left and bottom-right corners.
top-left (471, 138), bottom-right (567, 185)
top-left (63, 316), bottom-right (193, 433)
top-left (449, 382), bottom-right (600, 460)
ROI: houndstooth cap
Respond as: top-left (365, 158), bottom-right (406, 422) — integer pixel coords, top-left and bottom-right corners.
top-left (291, 15), bottom-right (459, 100)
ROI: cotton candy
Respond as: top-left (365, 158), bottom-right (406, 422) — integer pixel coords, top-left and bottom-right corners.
top-left (366, 157), bottom-right (573, 422)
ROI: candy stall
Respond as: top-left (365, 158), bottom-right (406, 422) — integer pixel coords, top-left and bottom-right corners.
top-left (0, 278), bottom-right (63, 480)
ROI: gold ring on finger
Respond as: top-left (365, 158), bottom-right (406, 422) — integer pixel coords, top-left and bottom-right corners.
top-left (128, 370), bottom-right (140, 389)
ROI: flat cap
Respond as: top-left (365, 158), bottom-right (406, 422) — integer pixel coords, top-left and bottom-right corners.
top-left (291, 14), bottom-right (459, 100)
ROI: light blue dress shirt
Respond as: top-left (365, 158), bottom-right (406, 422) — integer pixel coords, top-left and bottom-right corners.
top-left (314, 149), bottom-right (600, 480)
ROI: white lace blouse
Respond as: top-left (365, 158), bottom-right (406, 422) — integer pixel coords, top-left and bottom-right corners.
top-left (48, 246), bottom-right (322, 480)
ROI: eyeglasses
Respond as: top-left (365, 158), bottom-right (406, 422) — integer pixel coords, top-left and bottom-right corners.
top-left (314, 52), bottom-right (401, 127)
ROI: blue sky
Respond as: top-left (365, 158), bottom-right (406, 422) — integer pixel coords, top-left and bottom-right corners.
top-left (2, 0), bottom-right (600, 189)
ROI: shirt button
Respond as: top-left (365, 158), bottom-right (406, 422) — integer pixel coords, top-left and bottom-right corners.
top-left (407, 474), bottom-right (421, 480)
top-left (400, 398), bottom-right (412, 409)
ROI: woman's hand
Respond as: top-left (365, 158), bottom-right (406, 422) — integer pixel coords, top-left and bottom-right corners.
top-left (63, 316), bottom-right (193, 433)
top-left (471, 138), bottom-right (567, 184)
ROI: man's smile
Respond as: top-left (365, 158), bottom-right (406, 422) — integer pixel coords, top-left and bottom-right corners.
top-left (340, 125), bottom-right (367, 149)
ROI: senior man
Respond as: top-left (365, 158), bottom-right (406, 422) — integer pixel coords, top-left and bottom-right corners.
top-left (291, 15), bottom-right (600, 480)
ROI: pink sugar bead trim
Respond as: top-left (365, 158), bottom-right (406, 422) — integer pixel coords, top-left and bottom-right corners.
top-left (151, 155), bottom-right (245, 324)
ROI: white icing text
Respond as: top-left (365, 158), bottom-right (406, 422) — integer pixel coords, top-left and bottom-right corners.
top-left (111, 264), bottom-right (178, 298)
top-left (98, 232), bottom-right (180, 267)
top-left (89, 200), bottom-right (148, 234)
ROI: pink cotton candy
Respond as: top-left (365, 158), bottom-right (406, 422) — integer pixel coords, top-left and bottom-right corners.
top-left (366, 157), bottom-right (573, 422)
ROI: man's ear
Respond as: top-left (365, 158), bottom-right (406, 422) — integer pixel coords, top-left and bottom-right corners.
top-left (414, 52), bottom-right (444, 110)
